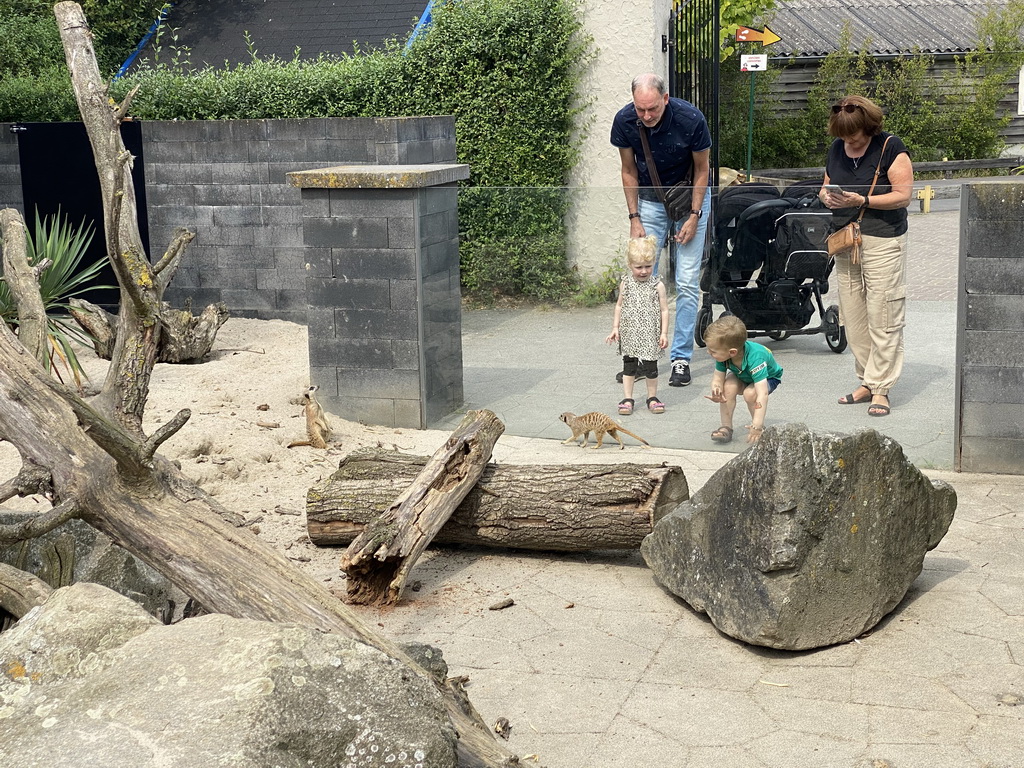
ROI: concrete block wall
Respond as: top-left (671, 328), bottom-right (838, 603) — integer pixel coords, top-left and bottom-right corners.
top-left (955, 183), bottom-right (1024, 473)
top-left (293, 166), bottom-right (467, 428)
top-left (141, 116), bottom-right (457, 322)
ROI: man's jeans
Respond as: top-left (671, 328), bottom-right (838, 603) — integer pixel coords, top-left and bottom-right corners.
top-left (639, 189), bottom-right (711, 362)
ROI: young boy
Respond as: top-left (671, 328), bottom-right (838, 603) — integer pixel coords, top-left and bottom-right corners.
top-left (703, 315), bottom-right (783, 443)
top-left (606, 236), bottom-right (669, 415)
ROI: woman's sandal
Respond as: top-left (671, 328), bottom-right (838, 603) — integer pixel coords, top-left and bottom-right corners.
top-left (646, 396), bottom-right (665, 414)
top-left (838, 386), bottom-right (872, 405)
top-left (868, 395), bottom-right (890, 417)
top-left (618, 398), bottom-right (634, 416)
top-left (711, 426), bottom-right (733, 444)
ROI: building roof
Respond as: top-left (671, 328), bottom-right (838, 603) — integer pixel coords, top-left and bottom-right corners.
top-left (765, 0), bottom-right (1005, 59)
top-left (147, 0), bottom-right (426, 68)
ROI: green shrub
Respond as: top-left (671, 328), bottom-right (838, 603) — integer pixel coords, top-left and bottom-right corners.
top-left (0, 209), bottom-right (111, 384)
top-left (0, 0), bottom-right (591, 300)
top-left (0, 0), bottom-right (165, 77)
top-left (720, 6), bottom-right (1024, 169)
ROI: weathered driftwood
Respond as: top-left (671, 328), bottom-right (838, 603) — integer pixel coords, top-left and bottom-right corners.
top-left (0, 6), bottom-right (522, 766)
top-left (340, 410), bottom-right (505, 606)
top-left (0, 208), bottom-right (47, 366)
top-left (309, 448), bottom-right (690, 551)
top-left (69, 297), bottom-right (229, 363)
top-left (0, 562), bottom-right (52, 620)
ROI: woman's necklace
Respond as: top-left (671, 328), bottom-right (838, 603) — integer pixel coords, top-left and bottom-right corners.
top-left (851, 156), bottom-right (861, 169)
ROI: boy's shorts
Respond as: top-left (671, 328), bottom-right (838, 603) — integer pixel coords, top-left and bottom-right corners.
top-left (622, 356), bottom-right (659, 379)
top-left (766, 377), bottom-right (781, 394)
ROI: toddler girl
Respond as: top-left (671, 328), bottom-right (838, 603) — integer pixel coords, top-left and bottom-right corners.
top-left (605, 236), bottom-right (669, 415)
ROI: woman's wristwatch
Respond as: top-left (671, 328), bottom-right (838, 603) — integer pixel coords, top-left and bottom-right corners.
top-left (690, 209), bottom-right (702, 219)
top-left (628, 212), bottom-right (641, 220)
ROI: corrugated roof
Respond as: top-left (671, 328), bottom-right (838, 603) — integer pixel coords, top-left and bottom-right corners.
top-left (145, 0), bottom-right (426, 69)
top-left (765, 0), bottom-right (1006, 58)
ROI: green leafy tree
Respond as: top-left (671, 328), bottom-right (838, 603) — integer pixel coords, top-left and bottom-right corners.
top-left (719, 0), bottom-right (778, 59)
top-left (874, 54), bottom-right (941, 161)
top-left (0, 0), bottom-right (164, 76)
top-left (935, 0), bottom-right (1024, 159)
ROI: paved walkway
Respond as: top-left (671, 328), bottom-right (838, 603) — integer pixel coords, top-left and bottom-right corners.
top-left (437, 206), bottom-right (960, 469)
top-left (399, 191), bottom-right (1023, 767)
top-left (378, 455), bottom-right (1024, 768)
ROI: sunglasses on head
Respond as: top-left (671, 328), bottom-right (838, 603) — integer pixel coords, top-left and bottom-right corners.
top-left (831, 103), bottom-right (861, 114)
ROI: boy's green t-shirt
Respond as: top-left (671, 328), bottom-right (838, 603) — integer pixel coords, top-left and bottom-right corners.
top-left (714, 340), bottom-right (783, 384)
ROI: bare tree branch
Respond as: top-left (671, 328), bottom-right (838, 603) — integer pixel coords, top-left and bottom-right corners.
top-left (0, 498), bottom-right (81, 545)
top-left (56, 2), bottom-right (161, 434)
top-left (0, 208), bottom-right (47, 365)
top-left (152, 227), bottom-right (196, 286)
top-left (113, 83), bottom-right (141, 122)
top-left (142, 408), bottom-right (192, 459)
top-left (0, 461), bottom-right (52, 503)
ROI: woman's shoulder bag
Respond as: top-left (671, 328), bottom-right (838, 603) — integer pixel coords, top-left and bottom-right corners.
top-left (825, 135), bottom-right (893, 265)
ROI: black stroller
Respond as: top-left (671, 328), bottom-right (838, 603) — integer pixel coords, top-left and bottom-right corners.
top-left (694, 181), bottom-right (847, 353)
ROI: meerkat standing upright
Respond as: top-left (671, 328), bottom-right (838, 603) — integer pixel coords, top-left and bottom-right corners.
top-left (287, 385), bottom-right (331, 449)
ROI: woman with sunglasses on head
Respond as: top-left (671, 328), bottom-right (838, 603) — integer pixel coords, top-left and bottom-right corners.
top-left (819, 95), bottom-right (914, 417)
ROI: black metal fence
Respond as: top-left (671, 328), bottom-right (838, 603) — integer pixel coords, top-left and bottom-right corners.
top-left (668, 0), bottom-right (720, 183)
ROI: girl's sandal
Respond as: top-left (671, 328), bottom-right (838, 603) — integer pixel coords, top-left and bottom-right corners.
top-left (646, 396), bottom-right (665, 414)
top-left (618, 398), bottom-right (634, 416)
top-left (710, 426), bottom-right (733, 443)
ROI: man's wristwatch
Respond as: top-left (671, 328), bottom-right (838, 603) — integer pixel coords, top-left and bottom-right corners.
top-left (628, 212), bottom-right (641, 220)
top-left (689, 209), bottom-right (702, 219)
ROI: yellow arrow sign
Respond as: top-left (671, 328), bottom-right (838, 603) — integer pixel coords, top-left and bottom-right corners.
top-left (735, 26), bottom-right (781, 46)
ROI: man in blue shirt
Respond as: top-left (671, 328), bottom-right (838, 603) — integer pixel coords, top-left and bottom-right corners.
top-left (610, 73), bottom-right (711, 387)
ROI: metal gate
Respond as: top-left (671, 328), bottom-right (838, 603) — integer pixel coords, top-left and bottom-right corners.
top-left (15, 121), bottom-right (150, 310)
top-left (668, 0), bottom-right (720, 183)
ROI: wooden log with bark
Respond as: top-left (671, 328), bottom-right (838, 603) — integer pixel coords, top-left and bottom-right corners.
top-left (309, 448), bottom-right (690, 550)
top-left (340, 410), bottom-right (504, 606)
top-left (0, 6), bottom-right (524, 766)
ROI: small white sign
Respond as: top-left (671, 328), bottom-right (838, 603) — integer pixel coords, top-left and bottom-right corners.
top-left (741, 54), bottom-right (768, 72)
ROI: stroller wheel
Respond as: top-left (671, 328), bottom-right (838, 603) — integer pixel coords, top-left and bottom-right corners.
top-left (768, 330), bottom-right (790, 341)
top-left (695, 305), bottom-right (713, 348)
top-left (824, 305), bottom-right (848, 353)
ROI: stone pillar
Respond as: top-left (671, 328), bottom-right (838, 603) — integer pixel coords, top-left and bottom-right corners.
top-left (287, 164), bottom-right (469, 429)
top-left (956, 183), bottom-right (1024, 473)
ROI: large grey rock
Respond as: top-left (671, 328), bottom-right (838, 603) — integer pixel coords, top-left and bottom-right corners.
top-left (0, 513), bottom-right (190, 621)
top-left (0, 583), bottom-right (458, 768)
top-left (641, 424), bottom-right (957, 650)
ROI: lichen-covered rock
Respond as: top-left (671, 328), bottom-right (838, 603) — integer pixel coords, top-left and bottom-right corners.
top-left (0, 583), bottom-right (458, 768)
top-left (0, 513), bottom-right (190, 621)
top-left (641, 424), bottom-right (957, 650)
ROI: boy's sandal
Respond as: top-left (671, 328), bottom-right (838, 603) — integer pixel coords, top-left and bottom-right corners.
top-left (868, 396), bottom-right (890, 417)
top-left (646, 396), bottom-right (665, 414)
top-left (618, 398), bottom-right (634, 416)
top-left (710, 426), bottom-right (733, 443)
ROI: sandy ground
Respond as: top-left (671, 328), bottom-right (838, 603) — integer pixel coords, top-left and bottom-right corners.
top-left (2, 317), bottom-right (726, 596)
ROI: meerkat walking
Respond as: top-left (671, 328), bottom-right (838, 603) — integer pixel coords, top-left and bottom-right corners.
top-left (559, 411), bottom-right (651, 450)
top-left (287, 385), bottom-right (331, 449)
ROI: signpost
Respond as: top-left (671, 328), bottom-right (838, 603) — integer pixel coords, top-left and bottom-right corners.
top-left (735, 26), bottom-right (780, 178)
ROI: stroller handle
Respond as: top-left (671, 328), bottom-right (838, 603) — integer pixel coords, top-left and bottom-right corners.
top-left (737, 198), bottom-right (798, 225)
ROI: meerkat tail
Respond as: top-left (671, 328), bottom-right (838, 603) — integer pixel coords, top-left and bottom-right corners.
top-left (617, 426), bottom-right (650, 447)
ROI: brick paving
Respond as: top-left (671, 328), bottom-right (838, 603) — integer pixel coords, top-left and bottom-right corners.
top-left (906, 208), bottom-right (958, 301)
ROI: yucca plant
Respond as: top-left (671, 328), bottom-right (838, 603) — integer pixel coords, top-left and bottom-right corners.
top-left (0, 209), bottom-right (112, 386)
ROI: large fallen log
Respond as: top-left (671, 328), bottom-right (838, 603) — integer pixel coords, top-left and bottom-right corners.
top-left (339, 410), bottom-right (504, 606)
top-left (308, 449), bottom-right (690, 551)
